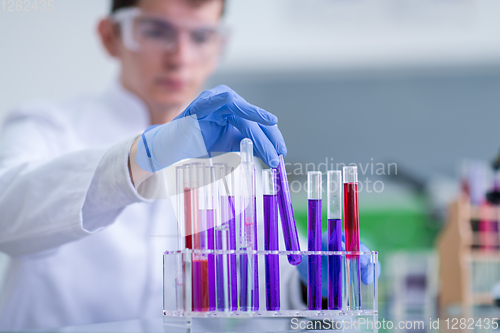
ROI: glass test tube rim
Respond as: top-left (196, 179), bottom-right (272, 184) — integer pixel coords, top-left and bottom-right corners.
top-left (327, 170), bottom-right (342, 220)
top-left (343, 165), bottom-right (358, 183)
top-left (307, 171), bottom-right (322, 200)
top-left (263, 169), bottom-right (277, 196)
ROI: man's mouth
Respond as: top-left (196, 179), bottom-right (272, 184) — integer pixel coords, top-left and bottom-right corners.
top-left (155, 77), bottom-right (187, 91)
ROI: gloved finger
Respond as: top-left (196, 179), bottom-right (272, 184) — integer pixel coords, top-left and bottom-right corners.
top-left (258, 124), bottom-right (287, 158)
top-left (192, 86), bottom-right (278, 126)
top-left (202, 123), bottom-right (245, 154)
top-left (228, 116), bottom-right (280, 168)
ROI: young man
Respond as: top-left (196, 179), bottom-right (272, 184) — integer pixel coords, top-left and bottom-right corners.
top-left (0, 0), bottom-right (287, 330)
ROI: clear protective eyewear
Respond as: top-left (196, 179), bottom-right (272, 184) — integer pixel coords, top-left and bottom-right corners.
top-left (112, 7), bottom-right (226, 59)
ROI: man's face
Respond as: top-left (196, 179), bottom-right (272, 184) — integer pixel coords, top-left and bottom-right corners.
top-left (117, 0), bottom-right (223, 113)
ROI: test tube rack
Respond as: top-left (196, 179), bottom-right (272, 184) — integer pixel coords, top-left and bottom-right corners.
top-left (166, 160), bottom-right (378, 331)
top-left (163, 249), bottom-right (378, 332)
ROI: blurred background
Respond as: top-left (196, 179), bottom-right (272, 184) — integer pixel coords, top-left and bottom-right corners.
top-left (1, 0), bottom-right (500, 323)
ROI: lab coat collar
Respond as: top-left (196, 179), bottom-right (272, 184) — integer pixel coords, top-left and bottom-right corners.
top-left (105, 78), bottom-right (152, 131)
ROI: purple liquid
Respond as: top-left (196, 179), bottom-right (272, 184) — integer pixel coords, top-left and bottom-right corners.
top-left (264, 194), bottom-right (280, 311)
top-left (215, 229), bottom-right (225, 311)
top-left (221, 196), bottom-right (237, 310)
top-left (253, 196), bottom-right (259, 311)
top-left (274, 156), bottom-right (302, 265)
top-left (239, 252), bottom-right (249, 311)
top-left (206, 210), bottom-right (216, 311)
top-left (307, 199), bottom-right (322, 310)
top-left (328, 219), bottom-right (342, 310)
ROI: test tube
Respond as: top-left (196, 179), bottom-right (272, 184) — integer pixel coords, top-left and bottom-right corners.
top-left (343, 166), bottom-right (361, 310)
top-left (175, 166), bottom-right (185, 312)
top-left (263, 169), bottom-right (280, 311)
top-left (213, 164), bottom-right (228, 311)
top-left (191, 163), bottom-right (209, 311)
top-left (219, 165), bottom-right (238, 311)
top-left (327, 170), bottom-right (342, 310)
top-left (204, 166), bottom-right (217, 311)
top-left (307, 171), bottom-right (322, 310)
top-left (183, 164), bottom-right (194, 250)
top-left (182, 164), bottom-right (194, 312)
top-left (239, 138), bottom-right (258, 311)
top-left (274, 155), bottom-right (302, 265)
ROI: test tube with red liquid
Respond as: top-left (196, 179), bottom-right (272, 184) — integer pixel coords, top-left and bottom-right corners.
top-left (343, 166), bottom-right (361, 310)
top-left (191, 164), bottom-right (209, 311)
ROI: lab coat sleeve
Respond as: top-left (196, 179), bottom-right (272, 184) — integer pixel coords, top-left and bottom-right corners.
top-left (0, 104), bottom-right (148, 257)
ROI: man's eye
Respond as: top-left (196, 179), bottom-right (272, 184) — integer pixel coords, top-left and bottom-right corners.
top-left (143, 28), bottom-right (173, 39)
top-left (191, 31), bottom-right (214, 44)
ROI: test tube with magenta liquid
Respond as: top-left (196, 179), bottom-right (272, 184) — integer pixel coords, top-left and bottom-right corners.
top-left (187, 163), bottom-right (207, 311)
top-left (343, 166), bottom-right (361, 310)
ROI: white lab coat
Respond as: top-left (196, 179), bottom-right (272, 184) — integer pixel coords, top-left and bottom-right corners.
top-left (0, 81), bottom-right (304, 331)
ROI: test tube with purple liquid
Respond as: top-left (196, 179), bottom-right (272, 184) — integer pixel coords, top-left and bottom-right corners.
top-left (274, 155), bottom-right (302, 266)
top-left (204, 166), bottom-right (217, 311)
top-left (307, 171), bottom-right (322, 310)
top-left (214, 163), bottom-right (236, 311)
top-left (263, 169), bottom-right (280, 311)
top-left (327, 170), bottom-right (342, 310)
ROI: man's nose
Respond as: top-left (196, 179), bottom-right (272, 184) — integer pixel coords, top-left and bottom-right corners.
top-left (163, 33), bottom-right (196, 69)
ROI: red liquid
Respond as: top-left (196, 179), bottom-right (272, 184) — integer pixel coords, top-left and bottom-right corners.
top-left (184, 187), bottom-right (199, 249)
top-left (344, 182), bottom-right (361, 309)
top-left (192, 259), bottom-right (209, 312)
top-left (184, 188), bottom-right (192, 249)
top-left (343, 183), bottom-right (360, 256)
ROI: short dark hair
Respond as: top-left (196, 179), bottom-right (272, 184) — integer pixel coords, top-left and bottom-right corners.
top-left (111, 0), bottom-right (226, 16)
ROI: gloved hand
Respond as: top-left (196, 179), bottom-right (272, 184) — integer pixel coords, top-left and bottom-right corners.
top-left (296, 232), bottom-right (380, 297)
top-left (136, 85), bottom-right (286, 172)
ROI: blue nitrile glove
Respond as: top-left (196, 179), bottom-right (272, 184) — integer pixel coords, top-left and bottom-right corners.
top-left (136, 85), bottom-right (287, 172)
top-left (296, 232), bottom-right (380, 297)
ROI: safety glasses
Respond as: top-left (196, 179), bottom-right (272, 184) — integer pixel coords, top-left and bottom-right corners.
top-left (112, 7), bottom-right (227, 60)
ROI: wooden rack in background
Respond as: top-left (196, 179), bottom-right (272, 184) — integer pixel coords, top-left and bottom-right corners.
top-left (437, 197), bottom-right (500, 317)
